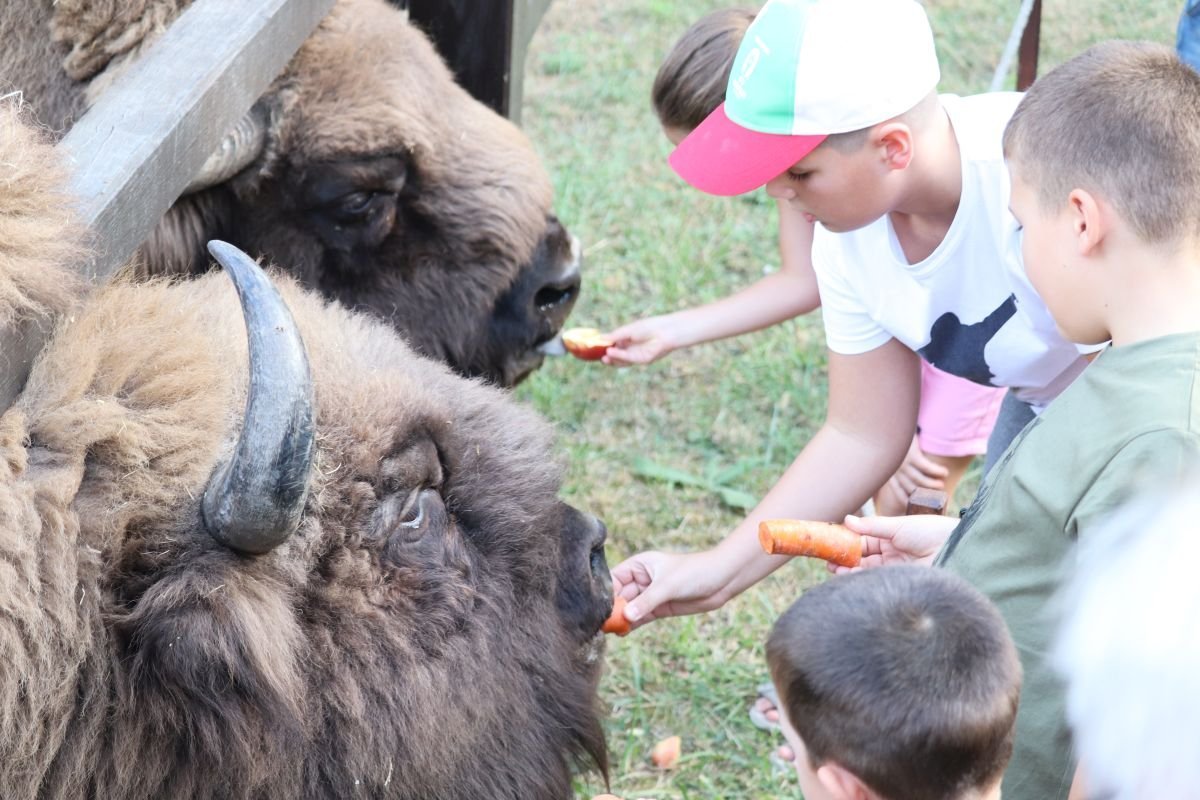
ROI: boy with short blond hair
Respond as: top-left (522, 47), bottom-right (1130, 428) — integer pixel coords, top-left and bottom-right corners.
top-left (766, 565), bottom-right (1021, 800)
top-left (835, 40), bottom-right (1200, 798)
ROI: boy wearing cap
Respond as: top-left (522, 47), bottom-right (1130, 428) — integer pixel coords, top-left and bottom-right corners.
top-left (606, 7), bottom-right (1005, 519)
top-left (613, 1), bottom-right (1087, 626)
top-left (611, 0), bottom-right (1091, 780)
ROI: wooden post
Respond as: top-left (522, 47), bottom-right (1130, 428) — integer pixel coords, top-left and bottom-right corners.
top-left (1016, 0), bottom-right (1042, 90)
top-left (508, 0), bottom-right (554, 124)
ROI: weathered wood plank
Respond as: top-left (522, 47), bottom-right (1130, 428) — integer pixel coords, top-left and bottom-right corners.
top-left (0, 0), bottom-right (335, 412)
top-left (60, 0), bottom-right (335, 284)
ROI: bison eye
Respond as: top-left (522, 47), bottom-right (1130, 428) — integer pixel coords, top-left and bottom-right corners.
top-left (397, 488), bottom-right (425, 528)
top-left (331, 191), bottom-right (382, 221)
top-left (375, 487), bottom-right (446, 547)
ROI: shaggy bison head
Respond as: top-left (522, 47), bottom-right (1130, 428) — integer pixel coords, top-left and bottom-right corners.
top-left (0, 118), bottom-right (610, 791)
top-left (47, 0), bottom-right (581, 386)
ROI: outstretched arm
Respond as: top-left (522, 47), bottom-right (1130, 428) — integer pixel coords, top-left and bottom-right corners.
top-left (612, 338), bottom-right (923, 625)
top-left (603, 201), bottom-right (818, 365)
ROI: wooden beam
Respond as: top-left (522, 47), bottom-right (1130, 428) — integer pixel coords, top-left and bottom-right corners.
top-left (59, 0), bottom-right (335, 284)
top-left (0, 0), bottom-right (335, 412)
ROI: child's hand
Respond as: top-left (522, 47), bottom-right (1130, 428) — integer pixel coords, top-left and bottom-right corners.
top-left (876, 435), bottom-right (950, 513)
top-left (610, 549), bottom-right (733, 628)
top-left (602, 315), bottom-right (687, 366)
top-left (836, 513), bottom-right (958, 571)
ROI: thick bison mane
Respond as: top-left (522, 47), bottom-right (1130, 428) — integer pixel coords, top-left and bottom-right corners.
top-left (0, 103), bottom-right (609, 799)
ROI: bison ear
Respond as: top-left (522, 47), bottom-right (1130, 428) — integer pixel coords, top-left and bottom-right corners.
top-left (201, 241), bottom-right (316, 555)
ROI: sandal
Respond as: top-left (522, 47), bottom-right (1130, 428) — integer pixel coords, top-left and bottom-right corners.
top-left (748, 681), bottom-right (781, 732)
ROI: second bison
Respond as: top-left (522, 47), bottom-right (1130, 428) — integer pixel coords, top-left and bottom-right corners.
top-left (2, 0), bottom-right (580, 386)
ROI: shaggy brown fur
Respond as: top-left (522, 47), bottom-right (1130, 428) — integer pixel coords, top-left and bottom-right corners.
top-left (2, 0), bottom-right (580, 387)
top-left (0, 93), bottom-right (609, 800)
top-left (0, 101), bottom-right (83, 326)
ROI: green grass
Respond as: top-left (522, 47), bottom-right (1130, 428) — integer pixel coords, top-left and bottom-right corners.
top-left (517, 2), bottom-right (1179, 796)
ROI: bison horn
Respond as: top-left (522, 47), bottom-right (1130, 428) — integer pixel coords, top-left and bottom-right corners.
top-left (182, 105), bottom-right (267, 195)
top-left (201, 240), bottom-right (315, 554)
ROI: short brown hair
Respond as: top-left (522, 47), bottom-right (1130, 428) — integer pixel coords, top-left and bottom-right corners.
top-left (1004, 40), bottom-right (1200, 245)
top-left (766, 566), bottom-right (1021, 800)
top-left (652, 8), bottom-right (756, 131)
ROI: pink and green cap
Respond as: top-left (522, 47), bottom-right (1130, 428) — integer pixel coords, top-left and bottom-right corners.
top-left (669, 0), bottom-right (941, 196)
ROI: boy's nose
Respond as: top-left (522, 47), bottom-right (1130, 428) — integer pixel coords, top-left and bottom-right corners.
top-left (763, 175), bottom-right (796, 200)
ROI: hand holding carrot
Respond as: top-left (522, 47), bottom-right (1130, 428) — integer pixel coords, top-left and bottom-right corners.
top-left (837, 513), bottom-right (960, 572)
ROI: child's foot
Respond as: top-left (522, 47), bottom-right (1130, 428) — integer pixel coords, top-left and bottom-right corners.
top-left (748, 681), bottom-right (782, 731)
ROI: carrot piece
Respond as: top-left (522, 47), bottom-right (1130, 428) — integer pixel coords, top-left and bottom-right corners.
top-left (758, 519), bottom-right (862, 567)
top-left (602, 595), bottom-right (632, 636)
top-left (651, 735), bottom-right (682, 769)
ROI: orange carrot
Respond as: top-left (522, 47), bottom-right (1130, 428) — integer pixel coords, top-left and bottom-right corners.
top-left (651, 735), bottom-right (682, 769)
top-left (602, 595), bottom-right (632, 636)
top-left (758, 519), bottom-right (862, 567)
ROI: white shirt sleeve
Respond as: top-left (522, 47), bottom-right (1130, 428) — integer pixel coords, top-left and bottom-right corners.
top-left (811, 228), bottom-right (893, 354)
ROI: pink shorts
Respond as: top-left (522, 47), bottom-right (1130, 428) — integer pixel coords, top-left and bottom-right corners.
top-left (916, 361), bottom-right (1006, 458)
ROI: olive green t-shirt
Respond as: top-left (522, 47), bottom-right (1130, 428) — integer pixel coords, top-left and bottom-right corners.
top-left (936, 331), bottom-right (1200, 800)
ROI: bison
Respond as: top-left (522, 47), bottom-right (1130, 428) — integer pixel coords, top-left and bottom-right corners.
top-left (0, 104), bottom-right (610, 798)
top-left (1, 0), bottom-right (580, 387)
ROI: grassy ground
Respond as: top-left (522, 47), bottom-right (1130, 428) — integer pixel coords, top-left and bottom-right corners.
top-left (516, 2), bottom-right (1178, 797)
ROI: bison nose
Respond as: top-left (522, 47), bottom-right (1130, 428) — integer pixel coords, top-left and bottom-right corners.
top-left (532, 223), bottom-right (581, 329)
top-left (587, 515), bottom-right (612, 587)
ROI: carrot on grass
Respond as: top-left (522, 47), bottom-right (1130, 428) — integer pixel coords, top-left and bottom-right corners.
top-left (602, 595), bottom-right (632, 636)
top-left (758, 519), bottom-right (862, 568)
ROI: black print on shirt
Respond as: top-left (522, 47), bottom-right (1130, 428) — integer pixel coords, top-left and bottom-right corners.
top-left (917, 294), bottom-right (1017, 386)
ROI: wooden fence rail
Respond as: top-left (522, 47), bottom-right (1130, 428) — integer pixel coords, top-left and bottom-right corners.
top-left (1, 0), bottom-right (334, 410)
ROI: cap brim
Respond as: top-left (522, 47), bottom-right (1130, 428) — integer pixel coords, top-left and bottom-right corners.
top-left (668, 103), bottom-right (826, 197)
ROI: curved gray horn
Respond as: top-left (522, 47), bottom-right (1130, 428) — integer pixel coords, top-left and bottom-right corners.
top-left (182, 106), bottom-right (267, 195)
top-left (202, 240), bottom-right (315, 554)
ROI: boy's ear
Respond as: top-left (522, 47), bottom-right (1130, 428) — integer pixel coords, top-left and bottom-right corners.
top-left (816, 761), bottom-right (880, 800)
top-left (874, 122), bottom-right (914, 171)
top-left (1068, 187), bottom-right (1107, 256)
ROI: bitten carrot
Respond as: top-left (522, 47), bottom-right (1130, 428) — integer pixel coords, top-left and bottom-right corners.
top-left (602, 595), bottom-right (632, 636)
top-left (758, 519), bottom-right (862, 568)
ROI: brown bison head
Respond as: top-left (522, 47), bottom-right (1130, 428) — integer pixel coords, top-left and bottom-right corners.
top-left (36, 0), bottom-right (581, 386)
top-left (1, 232), bottom-right (609, 797)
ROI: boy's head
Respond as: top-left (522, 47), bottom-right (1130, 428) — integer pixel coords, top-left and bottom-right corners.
top-left (766, 566), bottom-right (1021, 800)
top-left (668, 0), bottom-right (940, 198)
top-left (1004, 41), bottom-right (1200, 343)
top-left (652, 7), bottom-right (756, 142)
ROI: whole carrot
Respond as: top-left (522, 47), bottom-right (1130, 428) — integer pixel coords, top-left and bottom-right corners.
top-left (758, 519), bottom-right (862, 568)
